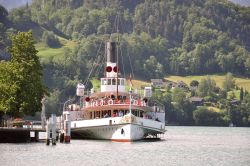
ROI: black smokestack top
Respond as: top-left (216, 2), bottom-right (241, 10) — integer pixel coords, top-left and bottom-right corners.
top-left (106, 42), bottom-right (116, 63)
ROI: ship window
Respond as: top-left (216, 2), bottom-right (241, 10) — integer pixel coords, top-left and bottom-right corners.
top-left (132, 110), bottom-right (135, 116)
top-left (112, 78), bottom-right (116, 85)
top-left (102, 79), bottom-right (107, 85)
top-left (121, 79), bottom-right (124, 85)
top-left (108, 79), bottom-right (111, 85)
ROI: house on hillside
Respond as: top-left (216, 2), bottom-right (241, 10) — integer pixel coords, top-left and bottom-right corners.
top-left (230, 99), bottom-right (240, 105)
top-left (164, 79), bottom-right (176, 89)
top-left (177, 81), bottom-right (187, 88)
top-left (151, 79), bottom-right (164, 87)
top-left (170, 80), bottom-right (187, 89)
top-left (189, 96), bottom-right (204, 106)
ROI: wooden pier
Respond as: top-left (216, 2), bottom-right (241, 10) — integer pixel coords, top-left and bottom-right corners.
top-left (0, 127), bottom-right (46, 143)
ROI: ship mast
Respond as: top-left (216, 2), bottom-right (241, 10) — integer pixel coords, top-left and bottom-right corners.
top-left (129, 74), bottom-right (133, 114)
top-left (129, 86), bottom-right (132, 114)
top-left (116, 13), bottom-right (120, 100)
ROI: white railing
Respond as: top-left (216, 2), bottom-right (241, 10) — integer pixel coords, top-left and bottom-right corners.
top-left (71, 117), bottom-right (123, 128)
top-left (85, 99), bottom-right (147, 108)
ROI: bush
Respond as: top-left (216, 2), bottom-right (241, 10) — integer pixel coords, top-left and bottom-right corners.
top-left (193, 107), bottom-right (226, 126)
top-left (42, 31), bottom-right (61, 48)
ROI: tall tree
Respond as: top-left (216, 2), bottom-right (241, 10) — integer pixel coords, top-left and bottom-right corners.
top-left (0, 5), bottom-right (8, 21)
top-left (0, 31), bottom-right (46, 117)
top-left (0, 62), bottom-right (20, 116)
top-left (197, 76), bottom-right (217, 97)
top-left (240, 87), bottom-right (244, 101)
top-left (222, 72), bottom-right (235, 92)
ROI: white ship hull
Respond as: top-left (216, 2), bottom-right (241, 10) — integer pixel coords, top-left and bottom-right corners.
top-left (70, 114), bottom-right (165, 142)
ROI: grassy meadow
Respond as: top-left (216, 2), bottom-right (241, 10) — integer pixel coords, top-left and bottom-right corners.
top-left (90, 75), bottom-right (250, 92)
top-left (130, 79), bottom-right (151, 89)
top-left (165, 74), bottom-right (250, 91)
top-left (35, 37), bottom-right (77, 62)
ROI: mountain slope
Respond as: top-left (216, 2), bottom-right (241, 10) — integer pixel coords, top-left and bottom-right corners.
top-left (1, 0), bottom-right (250, 101)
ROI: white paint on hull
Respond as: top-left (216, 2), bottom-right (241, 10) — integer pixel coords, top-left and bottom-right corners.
top-left (71, 114), bottom-right (165, 141)
top-left (71, 124), bottom-right (146, 141)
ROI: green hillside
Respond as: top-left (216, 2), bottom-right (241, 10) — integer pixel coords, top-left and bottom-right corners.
top-left (119, 74), bottom-right (250, 92)
top-left (1, 0), bottom-right (250, 118)
top-left (36, 37), bottom-right (77, 62)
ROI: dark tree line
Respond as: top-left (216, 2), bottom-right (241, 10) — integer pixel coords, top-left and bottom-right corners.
top-left (2, 1), bottom-right (250, 78)
top-left (0, 0), bottom-right (250, 118)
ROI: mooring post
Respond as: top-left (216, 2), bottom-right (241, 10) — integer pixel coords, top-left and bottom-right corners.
top-left (35, 131), bottom-right (39, 142)
top-left (46, 119), bottom-right (50, 145)
top-left (63, 111), bottom-right (71, 143)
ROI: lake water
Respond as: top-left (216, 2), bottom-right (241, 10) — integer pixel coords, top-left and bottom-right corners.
top-left (1, 126), bottom-right (250, 166)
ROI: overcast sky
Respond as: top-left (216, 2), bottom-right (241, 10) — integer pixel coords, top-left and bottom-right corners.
top-left (0, 0), bottom-right (32, 11)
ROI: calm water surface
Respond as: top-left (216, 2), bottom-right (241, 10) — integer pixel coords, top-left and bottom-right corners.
top-left (1, 126), bottom-right (250, 166)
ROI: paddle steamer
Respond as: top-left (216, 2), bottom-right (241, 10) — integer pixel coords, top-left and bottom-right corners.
top-left (67, 41), bottom-right (165, 142)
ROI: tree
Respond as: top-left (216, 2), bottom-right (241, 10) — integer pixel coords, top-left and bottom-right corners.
top-left (240, 87), bottom-right (244, 101)
top-left (0, 31), bottom-right (46, 117)
top-left (197, 76), bottom-right (217, 97)
top-left (172, 88), bottom-right (186, 105)
top-left (193, 107), bottom-right (226, 126)
top-left (42, 31), bottom-right (61, 48)
top-left (45, 90), bottom-right (61, 116)
top-left (190, 80), bottom-right (199, 87)
top-left (151, 91), bottom-right (173, 122)
top-left (8, 6), bottom-right (32, 30)
top-left (143, 55), bottom-right (164, 78)
top-left (222, 72), bottom-right (235, 92)
top-left (0, 5), bottom-right (8, 49)
top-left (171, 88), bottom-right (195, 125)
top-left (0, 5), bottom-right (8, 21)
top-left (0, 62), bottom-right (20, 116)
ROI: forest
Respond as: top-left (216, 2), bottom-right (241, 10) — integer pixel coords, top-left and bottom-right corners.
top-left (0, 0), bottom-right (250, 126)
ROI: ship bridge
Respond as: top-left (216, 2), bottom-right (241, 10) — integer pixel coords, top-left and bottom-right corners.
top-left (101, 41), bottom-right (126, 93)
top-left (100, 77), bottom-right (126, 92)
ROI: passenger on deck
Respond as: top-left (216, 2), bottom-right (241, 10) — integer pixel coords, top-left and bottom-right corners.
top-left (104, 113), bottom-right (109, 118)
top-left (118, 110), bottom-right (123, 117)
top-left (112, 111), bottom-right (117, 117)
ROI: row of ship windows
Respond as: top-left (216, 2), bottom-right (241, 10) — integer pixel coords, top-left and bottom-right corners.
top-left (101, 78), bottom-right (125, 86)
top-left (96, 127), bottom-right (141, 132)
top-left (90, 110), bottom-right (143, 119)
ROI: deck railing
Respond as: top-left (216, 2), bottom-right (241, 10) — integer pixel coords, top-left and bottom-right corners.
top-left (85, 99), bottom-right (148, 108)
